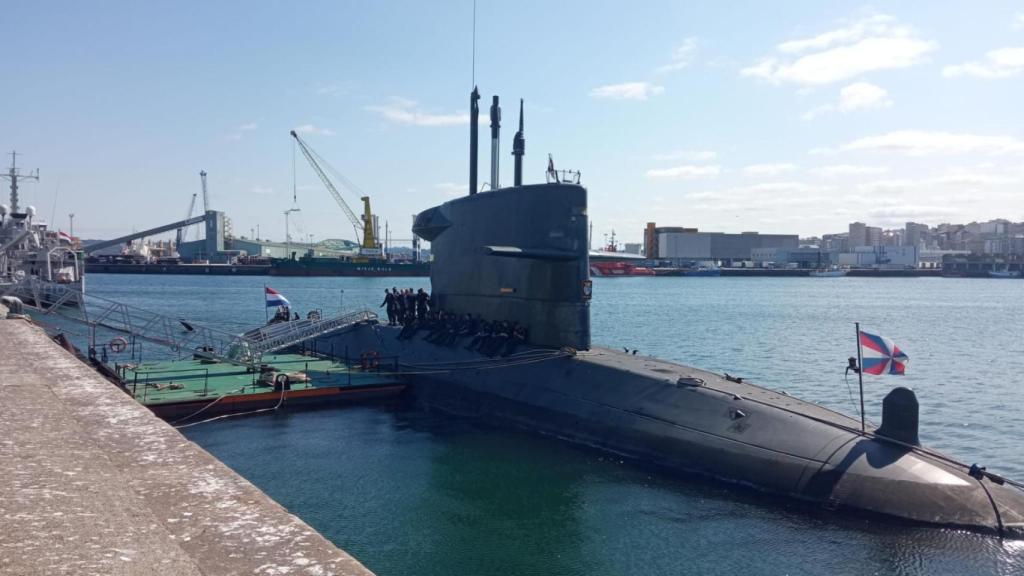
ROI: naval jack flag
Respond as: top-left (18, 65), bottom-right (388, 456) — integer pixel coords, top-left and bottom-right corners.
top-left (852, 323), bottom-right (909, 432)
top-left (858, 330), bottom-right (909, 375)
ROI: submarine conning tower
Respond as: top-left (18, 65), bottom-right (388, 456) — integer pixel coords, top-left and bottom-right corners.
top-left (413, 88), bottom-right (591, 350)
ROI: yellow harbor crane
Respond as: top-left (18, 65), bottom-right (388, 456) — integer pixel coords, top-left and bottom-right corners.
top-left (290, 130), bottom-right (380, 259)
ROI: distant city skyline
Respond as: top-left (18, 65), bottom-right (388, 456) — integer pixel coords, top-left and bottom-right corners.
top-left (3, 1), bottom-right (1024, 244)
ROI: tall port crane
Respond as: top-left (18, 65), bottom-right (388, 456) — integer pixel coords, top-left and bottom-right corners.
top-left (199, 170), bottom-right (210, 212)
top-left (289, 130), bottom-right (379, 256)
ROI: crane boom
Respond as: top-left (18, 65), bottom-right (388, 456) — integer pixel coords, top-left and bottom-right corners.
top-left (289, 130), bottom-right (363, 245)
top-left (176, 193), bottom-right (198, 247)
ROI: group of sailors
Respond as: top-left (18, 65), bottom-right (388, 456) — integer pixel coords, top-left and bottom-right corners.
top-left (380, 288), bottom-right (528, 357)
top-left (268, 306), bottom-right (300, 324)
top-left (380, 287), bottom-right (430, 326)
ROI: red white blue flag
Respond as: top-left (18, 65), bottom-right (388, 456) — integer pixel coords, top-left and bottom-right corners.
top-left (265, 286), bottom-right (290, 308)
top-left (859, 330), bottom-right (909, 375)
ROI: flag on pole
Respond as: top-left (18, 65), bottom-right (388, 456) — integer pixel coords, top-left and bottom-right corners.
top-left (265, 286), bottom-right (290, 308)
top-left (858, 330), bottom-right (909, 375)
top-left (58, 230), bottom-right (73, 243)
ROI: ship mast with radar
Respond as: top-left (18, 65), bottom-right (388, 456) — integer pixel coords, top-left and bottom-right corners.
top-left (0, 151), bottom-right (85, 294)
top-left (2, 151), bottom-right (39, 214)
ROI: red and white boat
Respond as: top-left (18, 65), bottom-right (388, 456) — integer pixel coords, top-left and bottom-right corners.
top-left (589, 261), bottom-right (656, 276)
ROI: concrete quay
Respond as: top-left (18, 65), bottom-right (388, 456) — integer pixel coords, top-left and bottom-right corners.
top-left (0, 317), bottom-right (374, 576)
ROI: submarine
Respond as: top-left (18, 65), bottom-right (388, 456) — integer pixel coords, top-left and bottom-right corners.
top-left (317, 88), bottom-right (1024, 536)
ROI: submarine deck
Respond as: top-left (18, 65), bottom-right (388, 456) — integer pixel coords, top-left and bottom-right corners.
top-left (577, 346), bottom-right (866, 431)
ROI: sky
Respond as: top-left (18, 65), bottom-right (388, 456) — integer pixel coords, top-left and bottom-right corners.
top-left (3, 1), bottom-right (1024, 246)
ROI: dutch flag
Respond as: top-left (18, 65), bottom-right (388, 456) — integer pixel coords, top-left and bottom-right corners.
top-left (265, 286), bottom-right (290, 308)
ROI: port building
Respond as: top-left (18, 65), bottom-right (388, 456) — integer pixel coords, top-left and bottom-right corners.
top-left (645, 222), bottom-right (798, 264)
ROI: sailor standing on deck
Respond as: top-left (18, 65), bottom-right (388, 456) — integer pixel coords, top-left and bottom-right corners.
top-left (380, 289), bottom-right (397, 326)
top-left (416, 288), bottom-right (430, 320)
top-left (395, 286), bottom-right (407, 323)
top-left (405, 288), bottom-right (417, 322)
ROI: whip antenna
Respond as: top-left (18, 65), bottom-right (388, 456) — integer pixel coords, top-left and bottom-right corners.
top-left (471, 0), bottom-right (476, 87)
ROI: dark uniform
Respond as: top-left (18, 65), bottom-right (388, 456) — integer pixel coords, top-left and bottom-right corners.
top-left (405, 289), bottom-right (417, 322)
top-left (416, 288), bottom-right (430, 320)
top-left (380, 289), bottom-right (397, 325)
top-left (396, 288), bottom-right (407, 323)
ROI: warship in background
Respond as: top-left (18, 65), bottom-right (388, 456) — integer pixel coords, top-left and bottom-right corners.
top-left (0, 152), bottom-right (84, 298)
top-left (310, 88), bottom-right (1024, 536)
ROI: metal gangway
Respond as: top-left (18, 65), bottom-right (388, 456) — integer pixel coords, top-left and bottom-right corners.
top-left (0, 277), bottom-right (376, 365)
top-left (240, 310), bottom-right (376, 358)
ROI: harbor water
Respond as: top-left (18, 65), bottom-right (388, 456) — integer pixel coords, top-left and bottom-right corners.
top-left (85, 274), bottom-right (1024, 575)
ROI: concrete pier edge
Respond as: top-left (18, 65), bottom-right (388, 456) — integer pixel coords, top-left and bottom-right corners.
top-left (0, 315), bottom-right (374, 576)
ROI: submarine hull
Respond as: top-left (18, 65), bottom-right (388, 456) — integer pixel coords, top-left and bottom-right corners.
top-left (326, 102), bottom-right (1024, 535)
top-left (318, 323), bottom-right (1024, 534)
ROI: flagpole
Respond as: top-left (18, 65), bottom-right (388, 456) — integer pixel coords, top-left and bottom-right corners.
top-left (855, 321), bottom-right (865, 433)
top-left (264, 284), bottom-right (268, 324)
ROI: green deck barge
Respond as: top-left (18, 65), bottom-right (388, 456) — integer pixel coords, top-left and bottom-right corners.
top-left (116, 353), bottom-right (405, 421)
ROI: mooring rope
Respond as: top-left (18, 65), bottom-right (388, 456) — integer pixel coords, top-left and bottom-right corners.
top-left (170, 386), bottom-right (247, 426)
top-left (174, 383), bottom-right (288, 429)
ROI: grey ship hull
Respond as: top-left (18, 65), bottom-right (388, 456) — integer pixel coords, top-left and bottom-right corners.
top-left (321, 323), bottom-right (1024, 534)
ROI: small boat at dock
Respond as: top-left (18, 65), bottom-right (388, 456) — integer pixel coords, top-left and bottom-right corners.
top-left (988, 268), bottom-right (1021, 279)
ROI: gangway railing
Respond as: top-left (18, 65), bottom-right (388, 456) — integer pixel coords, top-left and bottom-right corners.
top-left (0, 278), bottom-right (377, 365)
top-left (241, 310), bottom-right (375, 357)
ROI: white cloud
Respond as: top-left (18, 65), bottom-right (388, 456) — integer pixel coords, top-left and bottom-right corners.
top-left (655, 38), bottom-right (698, 73)
top-left (805, 81), bottom-right (892, 119)
top-left (929, 170), bottom-right (1016, 186)
top-left (645, 164), bottom-right (721, 179)
top-left (742, 14), bottom-right (936, 85)
top-left (1015, 13), bottom-right (1024, 30)
top-left (801, 105), bottom-right (833, 120)
top-left (865, 205), bottom-right (961, 221)
top-left (838, 82), bottom-right (892, 111)
top-left (366, 98), bottom-right (469, 127)
top-left (777, 14), bottom-right (895, 54)
top-left (856, 170), bottom-right (1017, 197)
top-left (434, 182), bottom-right (467, 197)
top-left (810, 164), bottom-right (888, 177)
top-left (942, 47), bottom-right (1024, 79)
top-left (590, 82), bottom-right (665, 101)
top-left (225, 121), bottom-right (258, 141)
top-left (742, 163), bottom-right (797, 177)
top-left (652, 149), bottom-right (717, 162)
top-left (840, 130), bottom-right (1024, 156)
top-left (250, 185), bottom-right (274, 195)
top-left (293, 124), bottom-right (335, 136)
top-left (314, 82), bottom-right (350, 96)
top-left (741, 181), bottom-right (824, 194)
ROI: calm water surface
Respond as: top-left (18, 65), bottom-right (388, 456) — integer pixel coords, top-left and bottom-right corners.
top-left (85, 274), bottom-right (1024, 575)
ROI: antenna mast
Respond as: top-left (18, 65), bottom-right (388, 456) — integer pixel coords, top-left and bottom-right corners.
top-left (3, 151), bottom-right (40, 213)
top-left (471, 0), bottom-right (476, 87)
